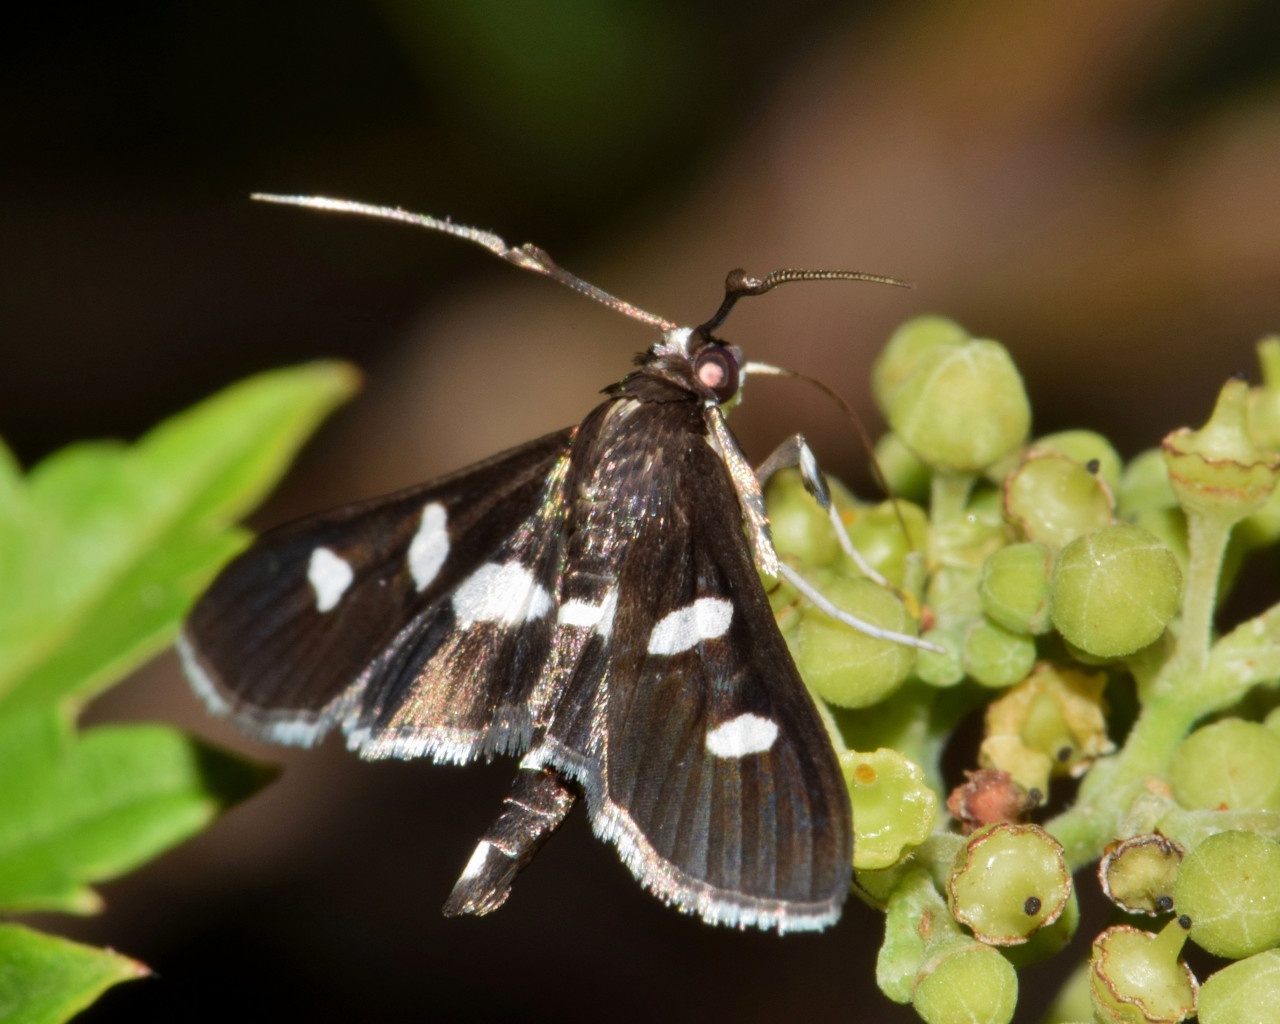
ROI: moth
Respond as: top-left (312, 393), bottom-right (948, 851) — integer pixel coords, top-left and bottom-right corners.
top-left (180, 195), bottom-right (928, 933)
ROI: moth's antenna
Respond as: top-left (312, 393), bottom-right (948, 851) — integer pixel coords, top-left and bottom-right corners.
top-left (699, 267), bottom-right (913, 334)
top-left (252, 193), bottom-right (678, 332)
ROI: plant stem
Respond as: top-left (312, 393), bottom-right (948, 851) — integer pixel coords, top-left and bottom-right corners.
top-left (1172, 512), bottom-right (1232, 677)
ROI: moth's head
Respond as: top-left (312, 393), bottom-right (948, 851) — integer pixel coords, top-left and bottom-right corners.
top-left (645, 326), bottom-right (748, 407)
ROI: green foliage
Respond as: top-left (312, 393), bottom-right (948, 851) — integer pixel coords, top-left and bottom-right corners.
top-left (0, 361), bottom-right (357, 1020)
top-left (767, 320), bottom-right (1280, 1023)
top-left (0, 924), bottom-right (148, 1024)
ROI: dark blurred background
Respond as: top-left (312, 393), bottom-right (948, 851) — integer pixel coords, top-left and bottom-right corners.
top-left (5, 2), bottom-right (1280, 1021)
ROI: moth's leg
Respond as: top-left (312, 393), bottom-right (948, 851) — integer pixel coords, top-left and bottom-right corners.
top-left (755, 433), bottom-right (888, 585)
top-left (756, 434), bottom-right (943, 654)
top-left (442, 765), bottom-right (576, 917)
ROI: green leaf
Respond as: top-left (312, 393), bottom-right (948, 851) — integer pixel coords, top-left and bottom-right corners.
top-left (0, 361), bottom-right (360, 713)
top-left (0, 707), bottom-right (274, 914)
top-left (0, 923), bottom-right (149, 1024)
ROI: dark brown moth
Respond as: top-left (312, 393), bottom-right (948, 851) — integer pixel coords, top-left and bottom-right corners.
top-left (180, 195), bottom-right (926, 932)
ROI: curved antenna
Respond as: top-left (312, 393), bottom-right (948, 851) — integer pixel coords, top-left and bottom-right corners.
top-left (699, 267), bottom-right (914, 334)
top-left (252, 193), bottom-right (678, 331)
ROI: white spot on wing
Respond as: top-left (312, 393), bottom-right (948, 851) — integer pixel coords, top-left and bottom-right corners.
top-left (706, 713), bottom-right (779, 758)
top-left (453, 562), bottom-right (553, 627)
top-left (408, 502), bottom-right (449, 591)
top-left (460, 840), bottom-right (493, 881)
top-left (647, 597), bottom-right (733, 655)
top-left (557, 588), bottom-right (618, 637)
top-left (307, 546), bottom-right (354, 612)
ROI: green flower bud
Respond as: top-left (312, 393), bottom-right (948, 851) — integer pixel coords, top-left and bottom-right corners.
top-left (1089, 920), bottom-right (1198, 1024)
top-left (872, 315), bottom-right (970, 413)
top-left (978, 541), bottom-right (1053, 634)
top-left (1034, 429), bottom-right (1124, 492)
top-left (980, 665), bottom-right (1114, 796)
top-left (1050, 524), bottom-right (1182, 658)
top-left (1131, 507), bottom-right (1189, 572)
top-left (888, 340), bottom-right (1031, 472)
top-left (914, 626), bottom-right (966, 687)
top-left (982, 444), bottom-right (1026, 489)
top-left (766, 468), bottom-right (842, 567)
top-left (963, 618), bottom-right (1036, 688)
top-left (913, 940), bottom-right (1019, 1024)
top-left (1003, 452), bottom-right (1115, 549)
top-left (1099, 834), bottom-right (1184, 916)
top-left (1118, 449), bottom-right (1179, 519)
top-left (1174, 830), bottom-right (1280, 958)
top-left (1163, 378), bottom-right (1280, 523)
top-left (841, 748), bottom-right (937, 869)
top-left (1169, 718), bottom-right (1280, 812)
top-left (792, 576), bottom-right (915, 708)
top-left (844, 499), bottom-right (929, 588)
top-left (1248, 336), bottom-right (1280, 450)
top-left (873, 431), bottom-right (932, 503)
top-left (947, 823), bottom-right (1071, 946)
top-left (1198, 950), bottom-right (1280, 1024)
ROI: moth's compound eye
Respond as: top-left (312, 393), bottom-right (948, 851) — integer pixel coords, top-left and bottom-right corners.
top-left (694, 345), bottom-right (740, 403)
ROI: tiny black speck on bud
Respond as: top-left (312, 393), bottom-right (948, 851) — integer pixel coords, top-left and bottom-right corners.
top-left (1085, 458), bottom-right (1101, 474)
top-left (1057, 746), bottom-right (1073, 763)
top-left (1023, 896), bottom-right (1042, 916)
top-left (1028, 787), bottom-right (1044, 803)
top-left (1178, 914), bottom-right (1191, 930)
top-left (1231, 370), bottom-right (1249, 382)
top-left (1155, 895), bottom-right (1174, 913)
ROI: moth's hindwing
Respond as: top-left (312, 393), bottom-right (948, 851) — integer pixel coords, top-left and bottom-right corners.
top-left (180, 427), bottom-right (574, 761)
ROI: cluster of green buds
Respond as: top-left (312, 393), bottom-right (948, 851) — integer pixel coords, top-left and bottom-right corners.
top-left (765, 323), bottom-right (1280, 1023)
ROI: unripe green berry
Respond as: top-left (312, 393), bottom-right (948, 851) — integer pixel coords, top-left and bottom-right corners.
top-left (1099, 834), bottom-right (1184, 916)
top-left (871, 315), bottom-right (970, 413)
top-left (1168, 718), bottom-right (1280, 812)
top-left (1130, 508), bottom-right (1189, 572)
top-left (844, 499), bottom-right (929, 588)
top-left (1034, 429), bottom-right (1124, 492)
top-left (1174, 830), bottom-right (1280, 959)
top-left (766, 468), bottom-right (841, 567)
top-left (873, 431), bottom-right (931, 503)
top-left (963, 618), bottom-right (1036, 688)
top-left (947, 823), bottom-right (1071, 946)
top-left (978, 542), bottom-right (1053, 634)
top-left (1050, 524), bottom-right (1182, 658)
top-left (913, 941), bottom-right (1018, 1024)
top-left (888, 340), bottom-right (1031, 472)
top-left (792, 577), bottom-right (915, 708)
top-left (840, 749), bottom-right (937, 869)
top-left (1163, 378), bottom-right (1280, 523)
top-left (1118, 449), bottom-right (1178, 518)
top-left (914, 626), bottom-right (965, 687)
top-left (1004, 452), bottom-right (1115, 549)
top-left (1089, 920), bottom-right (1198, 1024)
top-left (1198, 950), bottom-right (1280, 1024)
